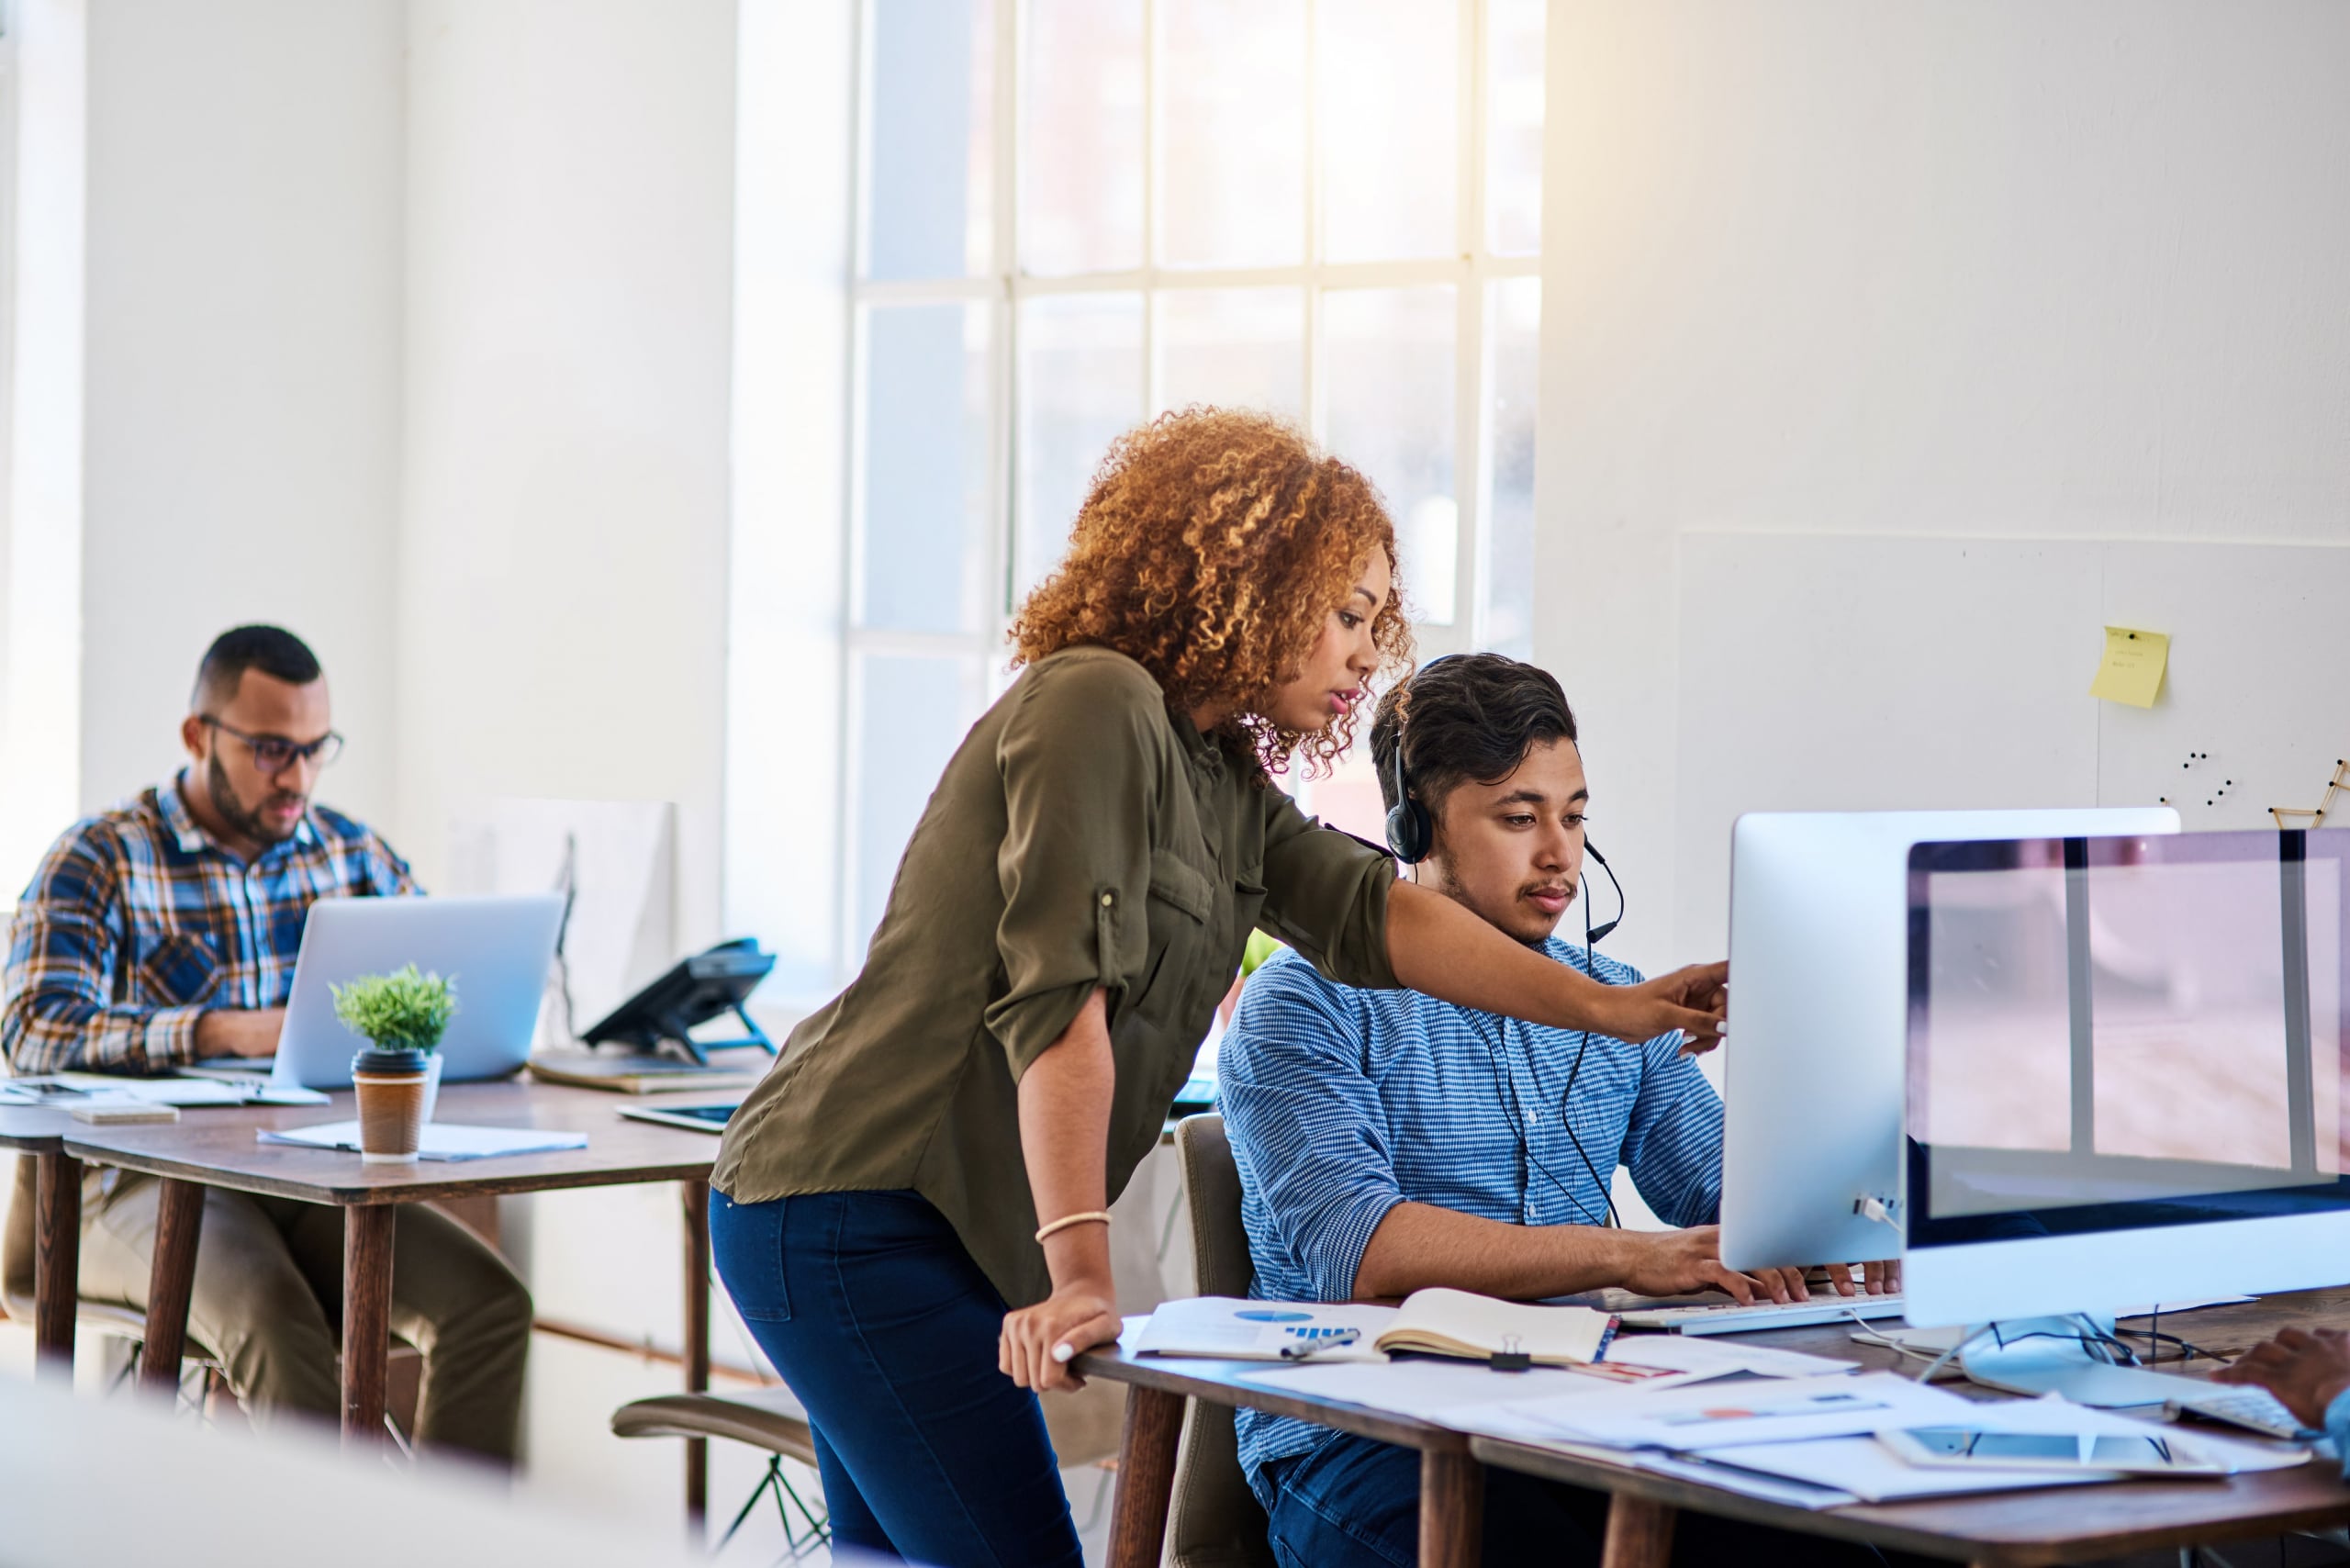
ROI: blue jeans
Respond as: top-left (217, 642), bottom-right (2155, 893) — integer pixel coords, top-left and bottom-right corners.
top-left (709, 1188), bottom-right (1083, 1568)
top-left (1255, 1431), bottom-right (1906, 1568)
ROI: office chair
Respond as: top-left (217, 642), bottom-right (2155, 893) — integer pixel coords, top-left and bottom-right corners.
top-left (1169, 1114), bottom-right (1279, 1568)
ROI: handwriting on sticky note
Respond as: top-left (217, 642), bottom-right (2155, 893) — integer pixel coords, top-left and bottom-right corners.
top-left (2089, 627), bottom-right (2168, 708)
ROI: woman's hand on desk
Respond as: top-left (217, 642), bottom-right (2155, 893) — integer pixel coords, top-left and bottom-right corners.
top-left (2215, 1327), bottom-right (2350, 1428)
top-left (1001, 1276), bottom-right (1120, 1394)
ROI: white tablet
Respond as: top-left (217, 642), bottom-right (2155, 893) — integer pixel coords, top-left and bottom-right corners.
top-left (617, 1101), bottom-right (741, 1135)
top-left (1876, 1426), bottom-right (2226, 1477)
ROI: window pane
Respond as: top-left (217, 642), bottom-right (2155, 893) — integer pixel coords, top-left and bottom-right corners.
top-left (858, 304), bottom-right (993, 633)
top-left (1485, 278), bottom-right (1539, 659)
top-left (1323, 286), bottom-right (1458, 624)
top-left (1157, 287), bottom-right (1304, 421)
top-left (1485, 0), bottom-right (1546, 255)
top-left (1158, 0), bottom-right (1305, 268)
top-left (1022, 0), bottom-right (1144, 276)
top-left (851, 654), bottom-right (985, 956)
top-left (1317, 0), bottom-right (1457, 262)
top-left (865, 0), bottom-right (993, 280)
top-left (1016, 294), bottom-right (1144, 600)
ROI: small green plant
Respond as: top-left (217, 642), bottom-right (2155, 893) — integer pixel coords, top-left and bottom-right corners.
top-left (330, 965), bottom-right (459, 1053)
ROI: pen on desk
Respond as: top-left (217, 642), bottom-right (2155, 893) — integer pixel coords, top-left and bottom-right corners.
top-left (1278, 1328), bottom-right (1362, 1361)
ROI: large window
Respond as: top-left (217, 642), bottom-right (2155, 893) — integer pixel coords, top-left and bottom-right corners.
top-left (840, 0), bottom-right (1547, 960)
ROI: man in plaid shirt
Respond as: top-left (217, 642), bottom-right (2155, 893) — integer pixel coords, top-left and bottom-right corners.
top-left (3, 625), bottom-right (531, 1461)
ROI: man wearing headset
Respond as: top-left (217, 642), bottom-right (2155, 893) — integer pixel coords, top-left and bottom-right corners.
top-left (1219, 653), bottom-right (1897, 1568)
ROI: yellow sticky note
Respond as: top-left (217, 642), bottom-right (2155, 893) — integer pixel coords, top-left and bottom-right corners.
top-left (2088, 626), bottom-right (2168, 708)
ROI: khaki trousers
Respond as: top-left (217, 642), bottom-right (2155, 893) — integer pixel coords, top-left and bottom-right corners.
top-left (77, 1172), bottom-right (532, 1463)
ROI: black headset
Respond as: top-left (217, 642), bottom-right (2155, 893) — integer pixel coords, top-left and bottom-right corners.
top-left (1382, 656), bottom-right (1459, 866)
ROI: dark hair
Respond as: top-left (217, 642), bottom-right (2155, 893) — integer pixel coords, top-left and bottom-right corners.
top-left (191, 624), bottom-right (323, 711)
top-left (1371, 654), bottom-right (1578, 824)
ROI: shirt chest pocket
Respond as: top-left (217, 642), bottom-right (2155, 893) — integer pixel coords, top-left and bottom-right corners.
top-left (135, 931), bottom-right (223, 1007)
top-left (1130, 849), bottom-right (1215, 1025)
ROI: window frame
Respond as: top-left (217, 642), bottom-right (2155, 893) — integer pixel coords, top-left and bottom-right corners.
top-left (833, 0), bottom-right (1540, 968)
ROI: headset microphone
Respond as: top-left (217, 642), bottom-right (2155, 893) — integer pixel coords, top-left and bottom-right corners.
top-left (1582, 841), bottom-right (1625, 945)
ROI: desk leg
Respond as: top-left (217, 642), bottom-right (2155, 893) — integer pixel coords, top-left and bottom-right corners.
top-left (1418, 1449), bottom-right (1485, 1568)
top-left (139, 1179), bottom-right (205, 1398)
top-left (1103, 1385), bottom-right (1185, 1568)
top-left (1599, 1495), bottom-right (1677, 1568)
top-left (32, 1151), bottom-right (82, 1380)
top-left (682, 1181), bottom-right (711, 1531)
top-left (341, 1205), bottom-right (396, 1446)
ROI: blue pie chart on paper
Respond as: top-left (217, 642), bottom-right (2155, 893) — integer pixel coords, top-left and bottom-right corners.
top-left (1236, 1309), bottom-right (1312, 1323)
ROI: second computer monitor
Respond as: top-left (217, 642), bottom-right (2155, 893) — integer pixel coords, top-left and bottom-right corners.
top-left (1903, 827), bottom-right (2350, 1327)
top-left (1718, 806), bottom-right (2179, 1273)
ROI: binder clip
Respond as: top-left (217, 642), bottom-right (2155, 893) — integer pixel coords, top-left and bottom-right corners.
top-left (1488, 1333), bottom-right (1532, 1372)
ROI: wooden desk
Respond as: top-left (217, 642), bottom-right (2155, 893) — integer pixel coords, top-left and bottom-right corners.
top-left (58, 1081), bottom-right (722, 1514)
top-left (0, 1105), bottom-right (77, 1379)
top-left (1078, 1290), bottom-right (2350, 1568)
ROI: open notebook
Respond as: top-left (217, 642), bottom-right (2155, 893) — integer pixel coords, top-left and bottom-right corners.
top-left (1377, 1288), bottom-right (1618, 1367)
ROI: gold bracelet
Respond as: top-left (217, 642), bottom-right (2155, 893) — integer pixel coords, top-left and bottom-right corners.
top-left (1034, 1210), bottom-right (1113, 1244)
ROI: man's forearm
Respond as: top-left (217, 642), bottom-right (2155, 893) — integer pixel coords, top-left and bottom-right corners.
top-left (1352, 1202), bottom-right (1632, 1301)
top-left (3, 998), bottom-right (205, 1076)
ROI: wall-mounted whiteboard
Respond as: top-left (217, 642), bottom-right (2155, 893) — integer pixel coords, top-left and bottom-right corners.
top-left (1673, 533), bottom-right (2350, 958)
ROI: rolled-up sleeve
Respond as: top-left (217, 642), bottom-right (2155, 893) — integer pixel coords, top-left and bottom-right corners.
top-left (1256, 789), bottom-right (1397, 991)
top-left (1221, 957), bottom-right (1404, 1302)
top-left (982, 659), bottom-right (1161, 1079)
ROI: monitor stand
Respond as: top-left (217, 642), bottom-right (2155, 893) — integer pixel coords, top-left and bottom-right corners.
top-left (1956, 1315), bottom-right (2208, 1408)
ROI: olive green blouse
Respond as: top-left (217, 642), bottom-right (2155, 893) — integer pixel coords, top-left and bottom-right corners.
top-left (712, 646), bottom-right (1399, 1309)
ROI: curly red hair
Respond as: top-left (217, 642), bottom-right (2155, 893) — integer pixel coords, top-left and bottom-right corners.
top-left (1010, 408), bottom-right (1414, 777)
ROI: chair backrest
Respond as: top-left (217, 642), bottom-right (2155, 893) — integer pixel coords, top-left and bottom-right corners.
top-left (1168, 1114), bottom-right (1277, 1568)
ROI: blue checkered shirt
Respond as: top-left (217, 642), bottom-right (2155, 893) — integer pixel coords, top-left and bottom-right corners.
top-left (1219, 939), bottom-right (1725, 1485)
top-left (2, 772), bottom-right (415, 1075)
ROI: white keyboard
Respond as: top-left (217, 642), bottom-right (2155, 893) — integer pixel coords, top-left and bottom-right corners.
top-left (1614, 1293), bottom-right (1907, 1336)
top-left (2165, 1385), bottom-right (2318, 1440)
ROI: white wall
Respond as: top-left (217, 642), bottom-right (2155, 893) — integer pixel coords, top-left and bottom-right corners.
top-left (1539, 0), bottom-right (2350, 974)
top-left (77, 0), bottom-right (406, 826)
top-left (397, 0), bottom-right (738, 943)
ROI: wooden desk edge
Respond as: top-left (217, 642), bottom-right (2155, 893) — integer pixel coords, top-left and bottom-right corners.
top-left (55, 1137), bottom-right (714, 1205)
top-left (1467, 1434), bottom-right (2350, 1566)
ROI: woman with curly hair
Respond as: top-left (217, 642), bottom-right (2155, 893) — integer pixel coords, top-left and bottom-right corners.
top-left (710, 408), bottom-right (1726, 1566)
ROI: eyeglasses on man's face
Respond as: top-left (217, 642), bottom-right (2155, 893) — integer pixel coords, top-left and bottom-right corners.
top-left (199, 716), bottom-right (345, 776)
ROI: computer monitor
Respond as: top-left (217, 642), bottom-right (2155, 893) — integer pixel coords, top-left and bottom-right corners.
top-left (1718, 807), bottom-right (2179, 1274)
top-left (1903, 828), bottom-right (2350, 1329)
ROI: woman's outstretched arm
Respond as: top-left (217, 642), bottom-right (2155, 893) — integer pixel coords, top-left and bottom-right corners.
top-left (1385, 880), bottom-right (1728, 1049)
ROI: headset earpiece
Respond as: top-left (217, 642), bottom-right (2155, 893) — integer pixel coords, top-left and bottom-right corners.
top-left (1384, 734), bottom-right (1434, 864)
top-left (1382, 655), bottom-right (1469, 866)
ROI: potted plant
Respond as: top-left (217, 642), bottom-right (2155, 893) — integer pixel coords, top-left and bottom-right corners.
top-left (332, 965), bottom-right (459, 1163)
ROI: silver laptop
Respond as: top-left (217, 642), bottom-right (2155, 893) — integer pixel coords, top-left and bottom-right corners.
top-left (271, 894), bottom-right (565, 1091)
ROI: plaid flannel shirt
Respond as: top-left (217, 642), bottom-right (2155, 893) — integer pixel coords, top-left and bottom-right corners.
top-left (2, 773), bottom-right (416, 1075)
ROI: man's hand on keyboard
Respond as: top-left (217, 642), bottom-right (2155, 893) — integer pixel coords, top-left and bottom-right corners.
top-left (2215, 1327), bottom-right (2350, 1428)
top-left (1815, 1259), bottom-right (1901, 1297)
top-left (1617, 1225), bottom-right (1776, 1304)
